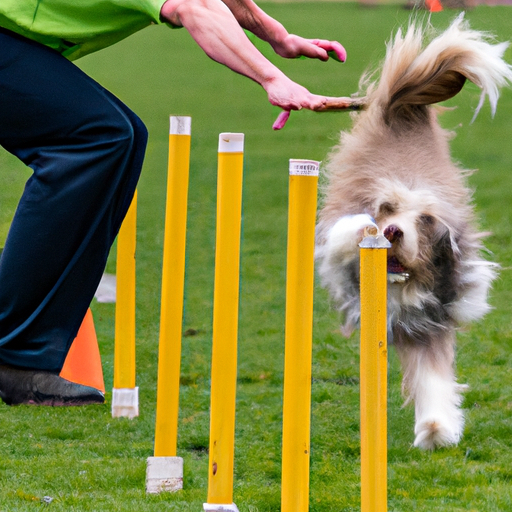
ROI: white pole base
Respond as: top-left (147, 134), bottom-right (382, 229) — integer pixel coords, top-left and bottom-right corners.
top-left (111, 387), bottom-right (139, 418)
top-left (146, 456), bottom-right (183, 493)
top-left (203, 504), bottom-right (240, 511)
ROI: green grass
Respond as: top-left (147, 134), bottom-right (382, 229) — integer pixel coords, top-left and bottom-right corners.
top-left (1, 3), bottom-right (512, 511)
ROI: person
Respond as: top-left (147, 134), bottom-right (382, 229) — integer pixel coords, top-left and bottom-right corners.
top-left (0, 0), bottom-right (347, 406)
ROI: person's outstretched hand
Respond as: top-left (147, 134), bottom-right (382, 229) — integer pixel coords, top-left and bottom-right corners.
top-left (271, 35), bottom-right (346, 63)
top-left (267, 36), bottom-right (347, 130)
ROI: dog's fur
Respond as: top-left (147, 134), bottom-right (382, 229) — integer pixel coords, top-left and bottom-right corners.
top-left (315, 14), bottom-right (512, 450)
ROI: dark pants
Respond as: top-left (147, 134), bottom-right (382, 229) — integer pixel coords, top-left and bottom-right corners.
top-left (0, 28), bottom-right (148, 371)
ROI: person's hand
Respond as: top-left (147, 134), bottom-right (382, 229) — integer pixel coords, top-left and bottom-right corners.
top-left (266, 35), bottom-right (346, 129)
top-left (262, 75), bottom-right (330, 129)
top-left (263, 75), bottom-right (329, 111)
top-left (270, 35), bottom-right (346, 63)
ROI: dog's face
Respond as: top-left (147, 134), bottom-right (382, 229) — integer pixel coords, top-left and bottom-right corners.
top-left (369, 183), bottom-right (458, 302)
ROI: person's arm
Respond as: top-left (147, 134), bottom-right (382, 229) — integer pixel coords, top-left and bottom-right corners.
top-left (160, 0), bottom-right (344, 120)
top-left (220, 0), bottom-right (346, 63)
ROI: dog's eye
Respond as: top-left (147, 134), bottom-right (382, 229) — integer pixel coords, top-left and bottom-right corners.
top-left (419, 214), bottom-right (435, 226)
top-left (379, 202), bottom-right (395, 215)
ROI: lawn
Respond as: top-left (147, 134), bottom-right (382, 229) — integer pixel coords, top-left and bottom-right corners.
top-left (1, 3), bottom-right (512, 511)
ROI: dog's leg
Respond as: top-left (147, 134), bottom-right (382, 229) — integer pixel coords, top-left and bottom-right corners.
top-left (321, 214), bottom-right (378, 265)
top-left (316, 214), bottom-right (378, 336)
top-left (395, 333), bottom-right (467, 450)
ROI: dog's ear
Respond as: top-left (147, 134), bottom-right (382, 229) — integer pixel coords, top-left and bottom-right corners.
top-left (430, 225), bottom-right (459, 306)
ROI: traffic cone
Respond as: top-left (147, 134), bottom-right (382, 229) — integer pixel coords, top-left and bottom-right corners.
top-left (425, 0), bottom-right (443, 11)
top-left (60, 308), bottom-right (105, 393)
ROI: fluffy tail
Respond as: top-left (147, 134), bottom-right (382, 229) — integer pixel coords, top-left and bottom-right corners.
top-left (370, 13), bottom-right (512, 124)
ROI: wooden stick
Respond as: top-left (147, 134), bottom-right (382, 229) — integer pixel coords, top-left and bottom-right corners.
top-left (313, 96), bottom-right (367, 112)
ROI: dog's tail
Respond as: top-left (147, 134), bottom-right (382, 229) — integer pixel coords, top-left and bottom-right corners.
top-left (371, 13), bottom-right (512, 125)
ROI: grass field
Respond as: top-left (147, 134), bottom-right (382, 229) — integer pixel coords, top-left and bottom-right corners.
top-left (1, 3), bottom-right (512, 511)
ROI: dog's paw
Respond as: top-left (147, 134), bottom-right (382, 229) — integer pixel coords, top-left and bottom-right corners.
top-left (324, 214), bottom-right (378, 261)
top-left (413, 414), bottom-right (464, 450)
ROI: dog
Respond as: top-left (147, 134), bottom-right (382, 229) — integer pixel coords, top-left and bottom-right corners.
top-left (315, 14), bottom-right (512, 450)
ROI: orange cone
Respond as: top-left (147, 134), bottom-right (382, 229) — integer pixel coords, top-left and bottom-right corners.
top-left (425, 0), bottom-right (443, 11)
top-left (60, 308), bottom-right (105, 393)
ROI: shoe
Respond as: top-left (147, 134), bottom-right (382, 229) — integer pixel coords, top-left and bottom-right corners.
top-left (0, 364), bottom-right (105, 406)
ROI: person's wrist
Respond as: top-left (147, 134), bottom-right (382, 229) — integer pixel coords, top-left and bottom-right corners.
top-left (260, 71), bottom-right (289, 92)
top-left (249, 11), bottom-right (288, 46)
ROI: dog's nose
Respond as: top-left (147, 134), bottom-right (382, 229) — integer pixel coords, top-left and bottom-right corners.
top-left (383, 225), bottom-right (403, 243)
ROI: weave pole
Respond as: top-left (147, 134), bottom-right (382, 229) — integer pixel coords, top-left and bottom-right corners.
top-left (146, 116), bottom-right (191, 493)
top-left (281, 159), bottom-right (320, 512)
top-left (203, 133), bottom-right (244, 512)
top-left (359, 233), bottom-right (390, 512)
top-left (112, 191), bottom-right (138, 418)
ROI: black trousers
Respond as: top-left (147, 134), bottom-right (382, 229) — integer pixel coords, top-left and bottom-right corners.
top-left (0, 28), bottom-right (148, 371)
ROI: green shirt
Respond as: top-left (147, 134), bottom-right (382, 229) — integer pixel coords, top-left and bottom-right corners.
top-left (0, 0), bottom-right (172, 60)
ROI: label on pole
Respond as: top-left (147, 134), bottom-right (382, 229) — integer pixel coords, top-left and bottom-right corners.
top-left (289, 159), bottom-right (320, 176)
top-left (218, 133), bottom-right (244, 153)
top-left (170, 116), bottom-right (192, 135)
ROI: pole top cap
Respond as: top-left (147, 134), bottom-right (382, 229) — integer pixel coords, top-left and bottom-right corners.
top-left (170, 116), bottom-right (191, 135)
top-left (218, 133), bottom-right (244, 153)
top-left (289, 159), bottom-right (320, 177)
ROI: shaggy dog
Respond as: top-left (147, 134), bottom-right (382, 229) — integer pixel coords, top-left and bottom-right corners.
top-left (315, 14), bottom-right (512, 450)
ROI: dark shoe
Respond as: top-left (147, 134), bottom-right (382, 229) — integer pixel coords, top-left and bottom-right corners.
top-left (0, 364), bottom-right (105, 406)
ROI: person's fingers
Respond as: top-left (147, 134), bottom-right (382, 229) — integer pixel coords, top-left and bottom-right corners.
top-left (310, 39), bottom-right (347, 63)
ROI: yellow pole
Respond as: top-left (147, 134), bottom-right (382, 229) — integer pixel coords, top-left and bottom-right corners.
top-left (114, 190), bottom-right (137, 389)
top-left (154, 116), bottom-right (192, 457)
top-left (205, 133), bottom-right (244, 509)
top-left (359, 234), bottom-right (390, 512)
top-left (281, 159), bottom-right (320, 512)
